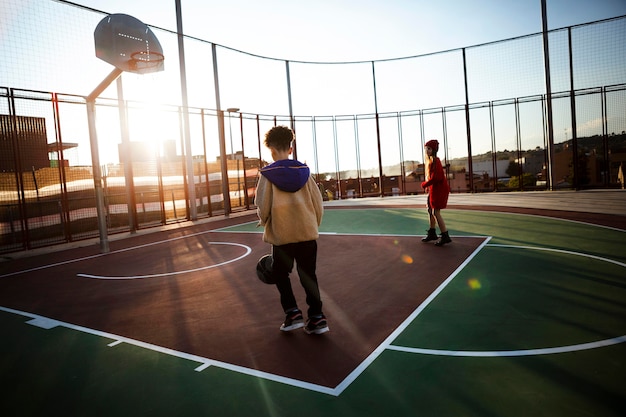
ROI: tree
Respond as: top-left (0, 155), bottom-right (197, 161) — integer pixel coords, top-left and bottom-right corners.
top-left (508, 173), bottom-right (536, 189)
top-left (505, 160), bottom-right (520, 177)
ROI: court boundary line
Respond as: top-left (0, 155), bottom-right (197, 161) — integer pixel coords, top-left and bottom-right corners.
top-left (332, 235), bottom-right (491, 395)
top-left (487, 243), bottom-right (626, 267)
top-left (387, 243), bottom-right (626, 357)
top-left (3, 237), bottom-right (623, 395)
top-left (3, 211), bottom-right (622, 396)
top-left (0, 233), bottom-right (490, 397)
top-left (322, 205), bottom-right (626, 233)
top-left (0, 228), bottom-right (226, 279)
top-left (387, 335), bottom-right (626, 357)
top-left (215, 207), bottom-right (626, 235)
top-left (449, 209), bottom-right (626, 233)
top-left (76, 242), bottom-right (252, 279)
top-left (0, 305), bottom-right (337, 396)
top-left (1, 227), bottom-right (483, 278)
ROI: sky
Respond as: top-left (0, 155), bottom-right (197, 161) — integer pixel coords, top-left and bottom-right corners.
top-left (2, 0), bottom-right (625, 169)
top-left (69, 0), bottom-right (626, 62)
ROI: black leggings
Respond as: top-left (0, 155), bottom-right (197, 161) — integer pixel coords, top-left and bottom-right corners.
top-left (272, 240), bottom-right (323, 317)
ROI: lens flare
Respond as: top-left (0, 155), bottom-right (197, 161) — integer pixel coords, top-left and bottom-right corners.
top-left (467, 278), bottom-right (482, 290)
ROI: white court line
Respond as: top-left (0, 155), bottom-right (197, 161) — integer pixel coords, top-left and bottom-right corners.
top-left (3, 233), bottom-right (623, 396)
top-left (217, 208), bottom-right (626, 234)
top-left (487, 243), bottom-right (626, 268)
top-left (332, 236), bottom-right (492, 395)
top-left (388, 335), bottom-right (626, 357)
top-left (386, 243), bottom-right (626, 359)
top-left (0, 228), bottom-right (225, 279)
top-left (0, 234), bottom-right (491, 397)
top-left (0, 305), bottom-right (337, 396)
top-left (76, 242), bottom-right (252, 280)
top-left (26, 317), bottom-right (62, 329)
top-left (454, 209), bottom-right (626, 233)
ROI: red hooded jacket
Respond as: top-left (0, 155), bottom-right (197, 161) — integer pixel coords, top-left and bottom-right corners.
top-left (421, 157), bottom-right (450, 209)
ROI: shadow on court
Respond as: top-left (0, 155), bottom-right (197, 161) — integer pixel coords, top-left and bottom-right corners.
top-left (0, 217), bottom-right (485, 388)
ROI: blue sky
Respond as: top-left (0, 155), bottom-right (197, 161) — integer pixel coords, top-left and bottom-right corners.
top-left (72, 0), bottom-right (626, 62)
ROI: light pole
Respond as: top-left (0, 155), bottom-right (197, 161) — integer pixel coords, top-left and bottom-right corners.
top-left (227, 108), bottom-right (241, 207)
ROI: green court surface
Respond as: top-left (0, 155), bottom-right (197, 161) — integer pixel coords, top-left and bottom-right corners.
top-left (1, 207), bottom-right (624, 417)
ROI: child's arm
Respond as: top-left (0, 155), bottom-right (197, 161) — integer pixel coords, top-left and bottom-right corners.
top-left (255, 176), bottom-right (272, 226)
top-left (307, 177), bottom-right (324, 226)
top-left (421, 158), bottom-right (444, 188)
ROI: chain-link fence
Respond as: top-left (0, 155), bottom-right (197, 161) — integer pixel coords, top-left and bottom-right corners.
top-left (1, 1), bottom-right (625, 253)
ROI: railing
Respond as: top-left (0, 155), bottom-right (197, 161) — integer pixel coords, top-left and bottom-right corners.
top-left (1, 1), bottom-right (625, 253)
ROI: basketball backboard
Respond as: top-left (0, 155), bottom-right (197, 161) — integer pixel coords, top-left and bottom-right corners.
top-left (94, 14), bottom-right (164, 74)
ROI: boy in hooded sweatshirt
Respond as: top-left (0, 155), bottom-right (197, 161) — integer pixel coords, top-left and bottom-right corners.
top-left (255, 126), bottom-right (328, 334)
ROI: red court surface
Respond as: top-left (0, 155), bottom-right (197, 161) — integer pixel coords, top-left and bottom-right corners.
top-left (0, 219), bottom-right (485, 388)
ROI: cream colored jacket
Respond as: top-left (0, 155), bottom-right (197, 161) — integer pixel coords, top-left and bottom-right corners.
top-left (255, 175), bottom-right (323, 246)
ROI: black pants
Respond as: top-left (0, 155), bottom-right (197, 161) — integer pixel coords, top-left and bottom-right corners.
top-left (272, 240), bottom-right (323, 317)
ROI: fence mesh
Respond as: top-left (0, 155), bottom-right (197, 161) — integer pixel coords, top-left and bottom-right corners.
top-left (1, 1), bottom-right (625, 253)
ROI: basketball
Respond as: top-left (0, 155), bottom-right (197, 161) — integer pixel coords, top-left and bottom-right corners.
top-left (256, 254), bottom-right (276, 284)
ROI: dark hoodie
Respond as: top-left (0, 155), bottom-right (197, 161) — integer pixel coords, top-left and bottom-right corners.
top-left (260, 159), bottom-right (310, 192)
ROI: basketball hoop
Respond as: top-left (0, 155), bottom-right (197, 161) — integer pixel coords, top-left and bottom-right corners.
top-left (94, 14), bottom-right (165, 75)
top-left (88, 13), bottom-right (166, 253)
top-left (129, 51), bottom-right (165, 74)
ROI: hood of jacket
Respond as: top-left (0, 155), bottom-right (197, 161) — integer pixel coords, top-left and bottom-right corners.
top-left (260, 159), bottom-right (310, 192)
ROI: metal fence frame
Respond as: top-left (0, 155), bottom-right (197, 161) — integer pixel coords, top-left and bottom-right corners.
top-left (1, 12), bottom-right (625, 253)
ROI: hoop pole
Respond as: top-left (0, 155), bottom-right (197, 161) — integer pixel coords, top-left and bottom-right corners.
top-left (87, 67), bottom-right (123, 102)
top-left (85, 68), bottom-right (122, 253)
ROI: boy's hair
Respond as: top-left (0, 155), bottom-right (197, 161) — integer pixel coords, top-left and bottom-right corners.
top-left (264, 125), bottom-right (294, 151)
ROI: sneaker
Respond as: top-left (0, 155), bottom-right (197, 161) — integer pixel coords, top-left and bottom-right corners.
top-left (304, 315), bottom-right (329, 335)
top-left (280, 309), bottom-right (304, 331)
